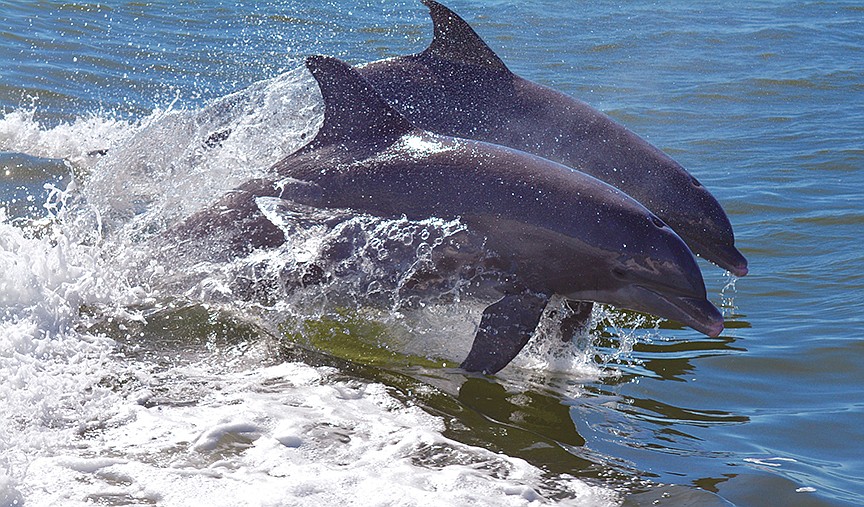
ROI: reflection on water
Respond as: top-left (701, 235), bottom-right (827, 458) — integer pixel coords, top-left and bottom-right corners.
top-left (602, 335), bottom-right (748, 382)
top-left (458, 376), bottom-right (585, 445)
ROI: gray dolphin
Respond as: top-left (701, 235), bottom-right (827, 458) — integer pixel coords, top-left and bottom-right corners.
top-left (355, 0), bottom-right (747, 279)
top-left (176, 55), bottom-right (724, 374)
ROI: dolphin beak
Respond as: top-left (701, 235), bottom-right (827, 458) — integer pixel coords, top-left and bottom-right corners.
top-left (730, 258), bottom-right (749, 277)
top-left (634, 287), bottom-right (725, 338)
top-left (690, 239), bottom-right (749, 277)
top-left (718, 247), bottom-right (749, 277)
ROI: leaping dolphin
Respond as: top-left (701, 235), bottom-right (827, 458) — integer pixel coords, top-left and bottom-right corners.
top-left (175, 55), bottom-right (724, 374)
top-left (356, 0), bottom-right (747, 278)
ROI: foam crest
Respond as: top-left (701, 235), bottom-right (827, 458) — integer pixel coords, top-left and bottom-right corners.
top-left (0, 108), bottom-right (135, 171)
top-left (0, 217), bottom-right (138, 333)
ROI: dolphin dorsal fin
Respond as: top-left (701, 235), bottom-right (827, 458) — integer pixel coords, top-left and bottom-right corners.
top-left (420, 0), bottom-right (511, 72)
top-left (304, 55), bottom-right (414, 151)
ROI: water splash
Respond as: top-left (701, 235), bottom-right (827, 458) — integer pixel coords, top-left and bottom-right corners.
top-left (517, 297), bottom-right (606, 376)
top-left (76, 67), bottom-right (323, 242)
top-left (0, 107), bottom-right (136, 171)
top-left (720, 271), bottom-right (740, 318)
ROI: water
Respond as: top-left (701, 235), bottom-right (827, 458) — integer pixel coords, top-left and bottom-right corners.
top-left (1, 1), bottom-right (862, 506)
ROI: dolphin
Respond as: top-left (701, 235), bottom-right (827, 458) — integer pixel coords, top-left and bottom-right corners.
top-left (355, 0), bottom-right (747, 279)
top-left (175, 55), bottom-right (724, 374)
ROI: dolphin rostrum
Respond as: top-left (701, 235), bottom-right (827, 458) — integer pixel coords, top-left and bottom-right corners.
top-left (176, 55), bottom-right (724, 374)
top-left (356, 0), bottom-right (747, 279)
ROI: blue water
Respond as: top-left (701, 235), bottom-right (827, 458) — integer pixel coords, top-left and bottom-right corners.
top-left (2, 1), bottom-right (863, 506)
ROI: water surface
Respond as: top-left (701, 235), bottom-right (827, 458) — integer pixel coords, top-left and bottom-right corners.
top-left (1, 1), bottom-right (862, 506)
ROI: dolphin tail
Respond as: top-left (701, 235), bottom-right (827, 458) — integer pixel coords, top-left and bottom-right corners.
top-left (461, 292), bottom-right (549, 374)
top-left (303, 55), bottom-right (415, 151)
top-left (419, 0), bottom-right (512, 73)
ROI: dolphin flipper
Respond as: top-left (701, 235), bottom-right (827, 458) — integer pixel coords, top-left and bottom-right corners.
top-left (560, 300), bottom-right (593, 342)
top-left (461, 292), bottom-right (549, 374)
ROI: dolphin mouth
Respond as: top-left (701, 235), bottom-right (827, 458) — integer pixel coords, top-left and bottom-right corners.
top-left (637, 286), bottom-right (725, 338)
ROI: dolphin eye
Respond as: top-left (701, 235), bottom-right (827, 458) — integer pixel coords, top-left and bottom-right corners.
top-left (690, 175), bottom-right (703, 188)
top-left (650, 216), bottom-right (666, 228)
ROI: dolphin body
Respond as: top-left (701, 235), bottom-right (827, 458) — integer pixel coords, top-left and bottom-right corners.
top-left (356, 0), bottom-right (748, 279)
top-left (177, 55), bottom-right (724, 374)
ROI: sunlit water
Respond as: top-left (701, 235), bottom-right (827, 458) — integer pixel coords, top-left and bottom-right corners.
top-left (1, 1), bottom-right (862, 506)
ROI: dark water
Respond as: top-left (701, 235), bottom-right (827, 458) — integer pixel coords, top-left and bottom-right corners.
top-left (2, 1), bottom-right (863, 506)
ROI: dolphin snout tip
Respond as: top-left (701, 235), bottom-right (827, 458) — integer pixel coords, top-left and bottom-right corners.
top-left (705, 318), bottom-right (724, 338)
top-left (695, 242), bottom-right (748, 277)
top-left (730, 262), bottom-right (749, 277)
top-left (722, 247), bottom-right (748, 277)
top-left (680, 296), bottom-right (725, 338)
top-left (699, 303), bottom-right (725, 338)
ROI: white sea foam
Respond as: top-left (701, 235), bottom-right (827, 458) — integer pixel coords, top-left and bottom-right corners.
top-left (0, 72), bottom-right (621, 507)
top-left (0, 217), bottom-right (134, 507)
top-left (0, 108), bottom-right (135, 170)
top-left (14, 361), bottom-right (617, 507)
